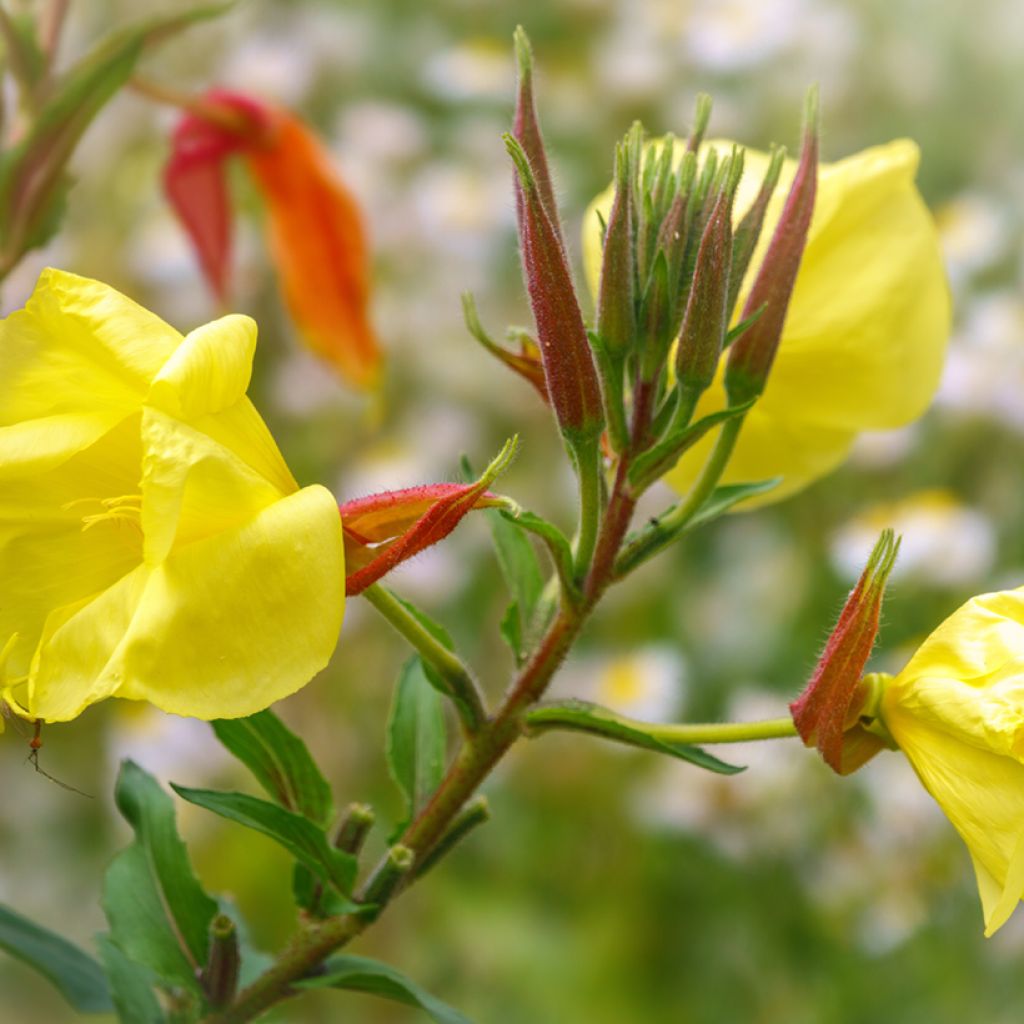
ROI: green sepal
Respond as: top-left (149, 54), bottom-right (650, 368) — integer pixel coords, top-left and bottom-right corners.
top-left (525, 700), bottom-right (744, 774)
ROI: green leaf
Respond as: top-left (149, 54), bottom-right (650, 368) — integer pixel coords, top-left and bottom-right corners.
top-left (687, 478), bottom-right (781, 528)
top-left (102, 761), bottom-right (218, 994)
top-left (525, 700), bottom-right (744, 775)
top-left (386, 657), bottom-right (447, 828)
top-left (391, 592), bottom-right (456, 650)
top-left (0, 10), bottom-right (47, 94)
top-left (498, 507), bottom-right (577, 604)
top-left (498, 600), bottom-right (524, 665)
top-left (212, 710), bottom-right (333, 827)
top-left (628, 400), bottom-right (754, 492)
top-left (96, 936), bottom-right (164, 1024)
top-left (0, 903), bottom-right (112, 1013)
top-left (0, 4), bottom-right (229, 271)
top-left (170, 786), bottom-right (359, 900)
top-left (487, 507), bottom-right (544, 664)
top-left (295, 954), bottom-right (474, 1024)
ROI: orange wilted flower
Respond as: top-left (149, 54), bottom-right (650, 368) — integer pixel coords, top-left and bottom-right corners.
top-left (164, 88), bottom-right (381, 390)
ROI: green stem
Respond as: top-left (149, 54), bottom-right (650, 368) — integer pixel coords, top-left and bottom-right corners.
top-left (207, 435), bottom-right (642, 1024)
top-left (615, 411), bottom-right (745, 576)
top-left (362, 584), bottom-right (486, 734)
top-left (649, 717), bottom-right (797, 745)
top-left (572, 435), bottom-right (602, 576)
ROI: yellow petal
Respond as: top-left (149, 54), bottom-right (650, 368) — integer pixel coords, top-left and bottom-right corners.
top-left (882, 587), bottom-right (1024, 934)
top-left (0, 415), bottom-right (144, 680)
top-left (583, 139), bottom-right (950, 506)
top-left (147, 314), bottom-right (256, 420)
top-left (29, 485), bottom-right (345, 721)
top-left (140, 407), bottom-right (285, 565)
top-left (0, 268), bottom-right (180, 428)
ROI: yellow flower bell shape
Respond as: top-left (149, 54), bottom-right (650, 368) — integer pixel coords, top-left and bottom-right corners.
top-left (0, 269), bottom-right (345, 724)
top-left (583, 139), bottom-right (951, 505)
top-left (879, 588), bottom-right (1024, 936)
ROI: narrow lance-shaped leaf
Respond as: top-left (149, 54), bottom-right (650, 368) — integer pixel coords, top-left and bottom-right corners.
top-left (212, 709), bottom-right (333, 827)
top-left (526, 700), bottom-right (744, 775)
top-left (725, 90), bottom-right (818, 404)
top-left (387, 657), bottom-right (448, 829)
top-left (295, 954), bottom-right (474, 1024)
top-left (628, 401), bottom-right (754, 494)
top-left (102, 761), bottom-right (218, 994)
top-left (170, 785), bottom-right (359, 899)
top-left (506, 133), bottom-right (605, 449)
top-left (0, 903), bottom-right (113, 1014)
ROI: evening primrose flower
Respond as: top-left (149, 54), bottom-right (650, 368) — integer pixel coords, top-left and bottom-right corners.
top-left (583, 139), bottom-right (951, 505)
top-left (0, 269), bottom-right (345, 725)
top-left (877, 589), bottom-right (1024, 936)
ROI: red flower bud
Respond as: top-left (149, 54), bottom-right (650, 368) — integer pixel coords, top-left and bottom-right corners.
top-left (512, 27), bottom-right (562, 245)
top-left (340, 439), bottom-right (517, 595)
top-left (725, 89), bottom-right (818, 405)
top-left (506, 134), bottom-right (604, 446)
top-left (790, 529), bottom-right (899, 774)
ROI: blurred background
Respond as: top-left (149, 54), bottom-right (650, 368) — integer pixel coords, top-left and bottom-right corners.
top-left (3, 0), bottom-right (1024, 1020)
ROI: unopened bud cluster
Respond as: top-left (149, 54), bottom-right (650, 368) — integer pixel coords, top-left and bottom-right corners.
top-left (467, 28), bottom-right (819, 497)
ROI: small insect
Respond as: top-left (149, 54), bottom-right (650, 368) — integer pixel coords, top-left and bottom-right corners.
top-left (3, 707), bottom-right (93, 798)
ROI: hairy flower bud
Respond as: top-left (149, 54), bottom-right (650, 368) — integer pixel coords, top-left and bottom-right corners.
top-left (506, 135), bottom-right (604, 446)
top-left (676, 186), bottom-right (733, 395)
top-left (339, 439), bottom-right (517, 595)
top-left (790, 529), bottom-right (899, 774)
top-left (725, 89), bottom-right (818, 405)
top-left (596, 143), bottom-right (636, 358)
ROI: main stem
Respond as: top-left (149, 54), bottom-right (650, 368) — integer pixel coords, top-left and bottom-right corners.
top-left (208, 482), bottom-right (636, 1024)
top-left (210, 373), bottom-right (680, 1023)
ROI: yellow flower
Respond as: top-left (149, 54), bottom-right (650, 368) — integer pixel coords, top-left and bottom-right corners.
top-left (878, 588), bottom-right (1024, 936)
top-left (0, 269), bottom-right (345, 724)
top-left (583, 139), bottom-right (951, 505)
